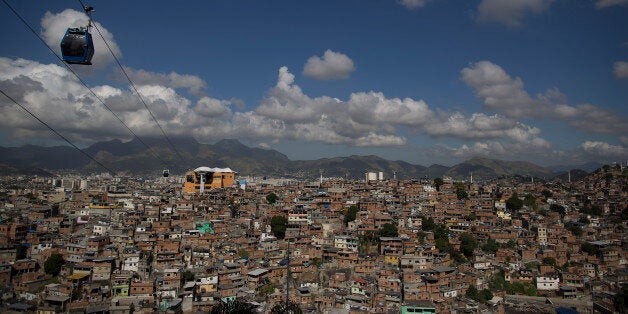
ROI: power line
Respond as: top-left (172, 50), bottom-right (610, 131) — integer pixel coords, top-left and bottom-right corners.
top-left (77, 0), bottom-right (190, 168)
top-left (0, 88), bottom-right (114, 174)
top-left (1, 0), bottom-right (172, 170)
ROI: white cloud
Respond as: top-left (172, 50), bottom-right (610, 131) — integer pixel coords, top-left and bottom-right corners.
top-left (193, 97), bottom-right (232, 118)
top-left (0, 57), bottom-right (227, 143)
top-left (303, 50), bottom-right (356, 80)
top-left (476, 0), bottom-right (553, 28)
top-left (4, 55), bottom-right (626, 167)
top-left (121, 67), bottom-right (207, 96)
top-left (613, 61), bottom-right (628, 79)
top-left (462, 61), bottom-right (628, 134)
top-left (461, 61), bottom-right (538, 118)
top-left (347, 92), bottom-right (433, 126)
top-left (595, 0), bottom-right (628, 9)
top-left (257, 67), bottom-right (337, 123)
top-left (580, 141), bottom-right (628, 157)
top-left (436, 135), bottom-right (554, 162)
top-left (424, 112), bottom-right (547, 145)
top-left (257, 143), bottom-right (272, 150)
top-left (41, 9), bottom-right (121, 68)
top-left (398, 0), bottom-right (430, 10)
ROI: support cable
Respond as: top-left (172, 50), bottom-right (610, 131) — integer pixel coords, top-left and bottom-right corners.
top-left (1, 0), bottom-right (172, 170)
top-left (0, 89), bottom-right (114, 174)
top-left (77, 0), bottom-right (190, 168)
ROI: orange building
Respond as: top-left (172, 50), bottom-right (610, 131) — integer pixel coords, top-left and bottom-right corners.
top-left (183, 167), bottom-right (236, 194)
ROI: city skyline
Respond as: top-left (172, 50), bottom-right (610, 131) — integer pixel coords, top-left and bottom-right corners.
top-left (1, 0), bottom-right (627, 167)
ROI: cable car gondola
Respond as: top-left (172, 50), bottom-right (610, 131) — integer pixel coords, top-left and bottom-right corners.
top-left (163, 170), bottom-right (170, 178)
top-left (60, 6), bottom-right (94, 65)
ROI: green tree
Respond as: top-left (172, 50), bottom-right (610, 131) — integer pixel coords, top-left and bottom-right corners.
top-left (581, 205), bottom-right (603, 216)
top-left (564, 221), bottom-right (583, 236)
top-left (581, 242), bottom-right (600, 256)
top-left (71, 287), bottom-right (81, 300)
top-left (542, 257), bottom-right (557, 267)
top-left (433, 177), bottom-right (444, 191)
top-left (266, 192), bottom-right (278, 204)
top-left (524, 284), bottom-right (538, 296)
top-left (504, 239), bottom-right (517, 249)
top-left (480, 289), bottom-right (494, 302)
top-left (237, 249), bottom-right (250, 259)
top-left (455, 183), bottom-right (468, 200)
top-left (182, 270), bottom-right (195, 282)
top-left (310, 257), bottom-right (322, 268)
top-left (523, 194), bottom-right (536, 208)
top-left (271, 300), bottom-right (303, 314)
top-left (210, 298), bottom-right (256, 314)
top-left (344, 205), bottom-right (359, 225)
top-left (541, 189), bottom-right (553, 199)
top-left (460, 232), bottom-right (478, 258)
top-left (270, 215), bottom-right (287, 239)
top-left (506, 193), bottom-right (523, 211)
top-left (378, 223), bottom-right (398, 238)
top-left (482, 238), bottom-right (499, 254)
top-left (421, 217), bottom-right (435, 231)
top-left (613, 285), bottom-right (628, 313)
top-left (550, 204), bottom-right (566, 217)
top-left (466, 285), bottom-right (479, 301)
top-left (456, 188), bottom-right (468, 200)
top-left (44, 253), bottom-right (64, 276)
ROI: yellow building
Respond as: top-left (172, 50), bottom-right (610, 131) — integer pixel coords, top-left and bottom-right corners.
top-left (183, 167), bottom-right (236, 194)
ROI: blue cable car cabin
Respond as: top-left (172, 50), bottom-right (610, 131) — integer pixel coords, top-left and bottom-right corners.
top-left (60, 28), bottom-right (94, 65)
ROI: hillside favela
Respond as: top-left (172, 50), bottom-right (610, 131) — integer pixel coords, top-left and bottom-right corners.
top-left (1, 1), bottom-right (628, 314)
top-left (0, 137), bottom-right (625, 314)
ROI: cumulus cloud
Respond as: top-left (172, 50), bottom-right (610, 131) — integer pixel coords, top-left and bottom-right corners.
top-left (0, 57), bottom-right (227, 143)
top-left (0, 58), bottom-right (410, 148)
top-left (120, 67), bottom-right (207, 96)
top-left (595, 0), bottom-right (628, 9)
top-left (398, 0), bottom-right (430, 9)
top-left (303, 50), bottom-right (356, 80)
top-left (461, 61), bottom-right (537, 117)
top-left (255, 67), bottom-right (406, 146)
top-left (41, 9), bottom-right (121, 68)
top-left (1, 57), bottom-right (564, 153)
top-left (580, 141), bottom-right (628, 157)
top-left (435, 134), bottom-right (555, 163)
top-left (257, 143), bottom-right (272, 150)
top-left (462, 61), bottom-right (628, 134)
top-left (476, 0), bottom-right (553, 28)
top-left (424, 112), bottom-right (547, 145)
top-left (614, 61), bottom-right (628, 79)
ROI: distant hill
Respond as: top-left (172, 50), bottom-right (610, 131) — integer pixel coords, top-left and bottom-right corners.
top-left (0, 138), bottom-right (566, 180)
top-left (445, 157), bottom-right (556, 181)
top-left (552, 169), bottom-right (589, 182)
top-left (549, 162), bottom-right (602, 173)
top-left (0, 163), bottom-right (53, 177)
top-left (292, 155), bottom-right (427, 180)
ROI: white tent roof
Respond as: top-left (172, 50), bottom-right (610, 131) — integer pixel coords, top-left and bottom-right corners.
top-left (193, 167), bottom-right (235, 173)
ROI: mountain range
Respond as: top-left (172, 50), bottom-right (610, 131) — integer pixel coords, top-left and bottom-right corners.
top-left (0, 137), bottom-right (597, 180)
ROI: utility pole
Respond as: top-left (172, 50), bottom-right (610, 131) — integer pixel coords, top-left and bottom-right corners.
top-left (286, 241), bottom-right (290, 304)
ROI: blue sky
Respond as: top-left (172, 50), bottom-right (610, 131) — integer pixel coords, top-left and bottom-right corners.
top-left (0, 0), bottom-right (627, 167)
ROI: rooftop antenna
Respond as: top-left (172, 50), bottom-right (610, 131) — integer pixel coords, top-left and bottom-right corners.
top-left (198, 171), bottom-right (206, 194)
top-left (319, 169), bottom-right (323, 186)
top-left (286, 241), bottom-right (290, 305)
